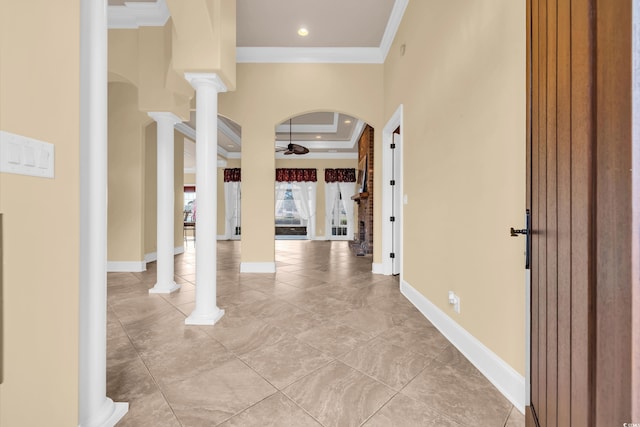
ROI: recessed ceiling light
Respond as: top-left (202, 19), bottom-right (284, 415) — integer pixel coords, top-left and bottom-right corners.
top-left (316, 135), bottom-right (322, 139)
top-left (344, 120), bottom-right (352, 124)
top-left (298, 27), bottom-right (309, 37)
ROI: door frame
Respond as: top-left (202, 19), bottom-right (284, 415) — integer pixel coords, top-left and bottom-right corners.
top-left (381, 104), bottom-right (403, 277)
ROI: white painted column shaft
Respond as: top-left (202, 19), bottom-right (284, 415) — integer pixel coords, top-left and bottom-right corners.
top-left (184, 73), bottom-right (227, 325)
top-left (79, 0), bottom-right (128, 425)
top-left (148, 112), bottom-right (181, 294)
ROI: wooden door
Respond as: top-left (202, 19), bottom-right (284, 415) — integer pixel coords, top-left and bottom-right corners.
top-left (527, 0), bottom-right (637, 425)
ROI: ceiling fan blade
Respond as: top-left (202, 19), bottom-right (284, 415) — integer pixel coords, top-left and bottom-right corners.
top-left (292, 144), bottom-right (309, 155)
top-left (284, 150), bottom-right (294, 155)
top-left (275, 146), bottom-right (288, 152)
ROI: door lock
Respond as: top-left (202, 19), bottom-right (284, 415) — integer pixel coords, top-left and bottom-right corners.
top-left (510, 227), bottom-right (528, 237)
top-left (510, 209), bottom-right (531, 269)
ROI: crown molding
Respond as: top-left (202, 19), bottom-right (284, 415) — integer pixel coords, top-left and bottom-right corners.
top-left (276, 152), bottom-right (358, 160)
top-left (380, 0), bottom-right (409, 61)
top-left (107, 0), bottom-right (170, 29)
top-left (175, 122), bottom-right (232, 159)
top-left (236, 0), bottom-right (408, 64)
top-left (218, 118), bottom-right (241, 145)
top-left (237, 47), bottom-right (384, 64)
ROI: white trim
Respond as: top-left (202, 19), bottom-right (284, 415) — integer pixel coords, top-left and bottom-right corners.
top-left (382, 105), bottom-right (403, 276)
top-left (237, 47), bottom-right (384, 64)
top-left (217, 235), bottom-right (241, 240)
top-left (144, 246), bottom-right (184, 263)
top-left (276, 113), bottom-right (339, 133)
top-left (175, 122), bottom-right (196, 141)
top-left (372, 263), bottom-right (384, 275)
top-left (275, 235), bottom-right (308, 241)
top-left (107, 261), bottom-right (146, 273)
top-left (326, 236), bottom-right (352, 241)
top-left (176, 122), bottom-right (234, 159)
top-left (275, 140), bottom-right (356, 150)
top-left (276, 152), bottom-right (358, 160)
top-left (218, 117), bottom-right (242, 145)
top-left (400, 280), bottom-right (526, 413)
top-left (525, 269), bottom-right (531, 405)
top-left (107, 0), bottom-right (170, 29)
top-left (379, 0), bottom-right (409, 61)
top-left (240, 262), bottom-right (277, 273)
top-left (349, 120), bottom-right (366, 149)
top-left (217, 159), bottom-right (228, 168)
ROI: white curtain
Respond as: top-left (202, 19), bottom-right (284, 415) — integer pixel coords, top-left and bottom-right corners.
top-left (274, 182), bottom-right (288, 219)
top-left (307, 182), bottom-right (317, 239)
top-left (224, 181), bottom-right (241, 239)
top-left (291, 182), bottom-right (315, 239)
top-left (324, 182), bottom-right (339, 239)
top-left (338, 182), bottom-right (357, 240)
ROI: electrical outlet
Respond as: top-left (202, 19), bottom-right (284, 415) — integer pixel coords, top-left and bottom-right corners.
top-left (448, 291), bottom-right (460, 314)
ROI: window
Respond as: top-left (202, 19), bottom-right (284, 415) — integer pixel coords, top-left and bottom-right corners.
top-left (330, 192), bottom-right (349, 236)
top-left (275, 183), bottom-right (302, 226)
top-left (184, 186), bottom-right (196, 221)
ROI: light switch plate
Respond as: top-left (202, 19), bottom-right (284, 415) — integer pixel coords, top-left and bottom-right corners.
top-left (0, 130), bottom-right (54, 178)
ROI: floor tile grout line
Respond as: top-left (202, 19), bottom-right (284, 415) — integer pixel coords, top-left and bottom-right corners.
top-left (109, 304), bottom-right (186, 427)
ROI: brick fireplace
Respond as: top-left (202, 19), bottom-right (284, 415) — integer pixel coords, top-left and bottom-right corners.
top-left (351, 124), bottom-right (374, 255)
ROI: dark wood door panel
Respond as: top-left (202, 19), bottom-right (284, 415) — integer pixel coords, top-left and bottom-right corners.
top-left (528, 0), bottom-right (635, 425)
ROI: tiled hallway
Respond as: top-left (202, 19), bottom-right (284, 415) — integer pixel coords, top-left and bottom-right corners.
top-left (107, 241), bottom-right (524, 426)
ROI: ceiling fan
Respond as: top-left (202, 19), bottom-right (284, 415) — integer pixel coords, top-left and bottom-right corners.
top-left (275, 119), bottom-right (310, 155)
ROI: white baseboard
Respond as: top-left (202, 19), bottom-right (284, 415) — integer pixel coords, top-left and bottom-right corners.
top-left (240, 262), bottom-right (276, 273)
top-left (400, 280), bottom-right (525, 413)
top-left (107, 261), bottom-right (146, 273)
top-left (144, 246), bottom-right (185, 263)
top-left (217, 235), bottom-right (241, 240)
top-left (371, 263), bottom-right (384, 274)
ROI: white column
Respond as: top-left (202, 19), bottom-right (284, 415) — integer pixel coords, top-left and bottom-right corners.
top-left (184, 73), bottom-right (226, 325)
top-left (79, 0), bottom-right (128, 425)
top-left (148, 112), bottom-right (181, 294)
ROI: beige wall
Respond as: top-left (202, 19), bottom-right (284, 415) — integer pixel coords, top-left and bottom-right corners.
top-left (219, 64), bottom-right (384, 265)
top-left (0, 1), bottom-right (80, 424)
top-left (384, 0), bottom-right (526, 374)
top-left (174, 133), bottom-right (185, 248)
top-left (167, 0), bottom-right (237, 90)
top-left (145, 124), bottom-right (157, 254)
top-left (108, 82), bottom-right (150, 264)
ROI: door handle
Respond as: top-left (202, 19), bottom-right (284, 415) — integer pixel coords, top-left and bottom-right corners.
top-left (510, 209), bottom-right (531, 269)
top-left (510, 227), bottom-right (528, 236)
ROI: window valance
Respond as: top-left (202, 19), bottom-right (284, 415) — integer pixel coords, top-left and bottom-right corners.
top-left (275, 168), bottom-right (317, 182)
top-left (224, 168), bottom-right (241, 182)
top-left (324, 168), bottom-right (356, 183)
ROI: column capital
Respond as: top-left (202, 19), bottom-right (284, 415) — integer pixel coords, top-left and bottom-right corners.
top-left (148, 111), bottom-right (182, 125)
top-left (184, 72), bottom-right (228, 93)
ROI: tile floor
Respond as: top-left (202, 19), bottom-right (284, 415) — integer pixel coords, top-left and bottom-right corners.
top-left (107, 240), bottom-right (525, 427)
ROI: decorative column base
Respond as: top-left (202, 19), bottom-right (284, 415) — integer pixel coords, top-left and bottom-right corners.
top-left (185, 307), bottom-right (225, 326)
top-left (148, 281), bottom-right (180, 294)
top-left (81, 400), bottom-right (128, 427)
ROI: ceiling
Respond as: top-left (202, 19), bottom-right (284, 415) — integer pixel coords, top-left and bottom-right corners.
top-left (108, 0), bottom-right (404, 166)
top-left (236, 0), bottom-right (395, 48)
